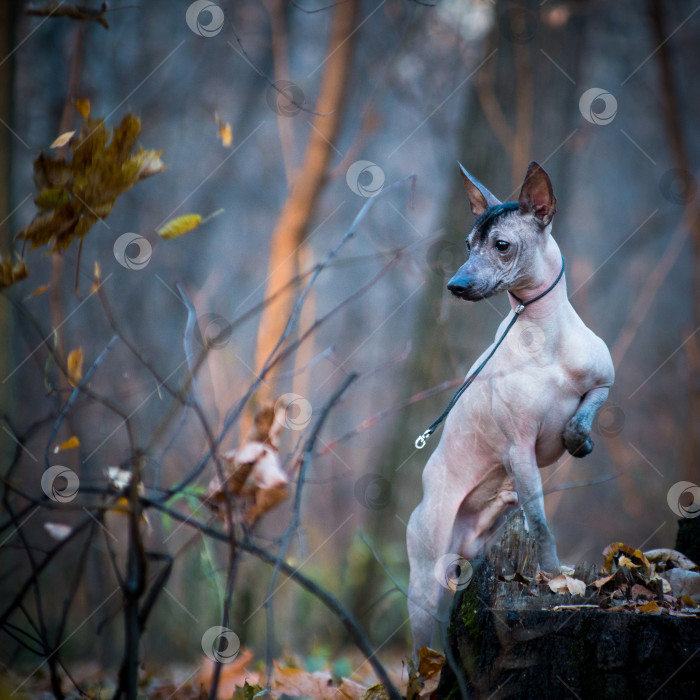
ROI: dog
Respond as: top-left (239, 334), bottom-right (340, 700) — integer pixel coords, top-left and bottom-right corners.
top-left (406, 161), bottom-right (614, 656)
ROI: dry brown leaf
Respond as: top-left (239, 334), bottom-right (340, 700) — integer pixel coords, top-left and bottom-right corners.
top-left (54, 435), bottom-right (80, 452)
top-left (644, 548), bottom-right (699, 572)
top-left (602, 542), bottom-right (651, 576)
top-left (630, 584), bottom-right (655, 601)
top-left (272, 663), bottom-right (335, 700)
top-left (199, 649), bottom-right (259, 699)
top-left (406, 646), bottom-right (445, 700)
top-left (67, 347), bottom-right (83, 387)
top-left (50, 131), bottom-right (75, 149)
top-left (337, 678), bottom-right (368, 700)
top-left (593, 573), bottom-right (616, 589)
top-left (0, 256), bottom-right (28, 289)
top-left (548, 574), bottom-right (586, 596)
top-left (663, 568), bottom-right (700, 599)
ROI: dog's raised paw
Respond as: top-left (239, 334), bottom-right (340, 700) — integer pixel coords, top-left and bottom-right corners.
top-left (563, 420), bottom-right (594, 458)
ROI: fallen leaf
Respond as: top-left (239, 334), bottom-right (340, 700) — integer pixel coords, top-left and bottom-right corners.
top-left (548, 574), bottom-right (586, 596)
top-left (54, 435), bottom-right (80, 453)
top-left (44, 522), bottom-right (72, 540)
top-left (49, 131), bottom-right (75, 149)
top-left (681, 594), bottom-right (698, 608)
top-left (644, 548), bottom-right (699, 572)
top-left (407, 646), bottom-right (445, 700)
top-left (630, 584), bottom-right (654, 601)
top-left (618, 555), bottom-right (638, 569)
top-left (337, 678), bottom-right (368, 700)
top-left (199, 649), bottom-right (259, 699)
top-left (157, 214), bottom-right (203, 240)
top-left (272, 663), bottom-right (335, 700)
top-left (602, 542), bottom-right (651, 576)
top-left (637, 600), bottom-right (660, 614)
top-left (67, 347), bottom-right (83, 387)
top-left (593, 573), bottom-right (616, 589)
top-left (663, 568), bottom-right (700, 598)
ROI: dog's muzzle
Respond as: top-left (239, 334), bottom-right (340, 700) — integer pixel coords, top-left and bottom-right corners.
top-left (447, 275), bottom-right (488, 300)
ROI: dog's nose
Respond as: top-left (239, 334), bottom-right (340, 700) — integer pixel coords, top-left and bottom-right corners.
top-left (447, 276), bottom-right (469, 296)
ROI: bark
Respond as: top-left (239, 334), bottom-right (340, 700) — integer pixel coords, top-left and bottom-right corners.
top-left (438, 510), bottom-right (700, 700)
top-left (253, 0), bottom-right (360, 394)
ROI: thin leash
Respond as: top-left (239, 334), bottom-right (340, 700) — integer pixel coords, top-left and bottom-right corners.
top-left (414, 255), bottom-right (566, 450)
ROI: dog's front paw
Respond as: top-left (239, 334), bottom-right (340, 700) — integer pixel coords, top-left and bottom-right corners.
top-left (563, 418), bottom-right (594, 458)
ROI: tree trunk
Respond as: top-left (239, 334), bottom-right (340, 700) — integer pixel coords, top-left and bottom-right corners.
top-left (437, 510), bottom-right (700, 700)
top-left (253, 0), bottom-right (359, 393)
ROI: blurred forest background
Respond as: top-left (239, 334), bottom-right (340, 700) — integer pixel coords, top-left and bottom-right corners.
top-left (1, 0), bottom-right (699, 695)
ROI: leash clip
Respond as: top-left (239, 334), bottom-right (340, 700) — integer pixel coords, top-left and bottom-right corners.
top-left (415, 429), bottom-right (432, 450)
top-left (514, 303), bottom-right (525, 315)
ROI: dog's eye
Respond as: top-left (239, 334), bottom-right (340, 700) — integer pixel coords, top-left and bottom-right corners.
top-left (495, 240), bottom-right (510, 252)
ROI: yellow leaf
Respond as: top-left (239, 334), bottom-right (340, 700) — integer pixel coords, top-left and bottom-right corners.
top-left (54, 436), bottom-right (80, 453)
top-left (75, 98), bottom-right (91, 119)
top-left (638, 600), bottom-right (660, 614)
top-left (29, 284), bottom-right (49, 298)
top-left (618, 555), bottom-right (638, 569)
top-left (157, 214), bottom-right (202, 239)
top-left (91, 261), bottom-right (101, 292)
top-left (49, 131), bottom-right (75, 149)
top-left (67, 348), bottom-right (84, 387)
top-left (215, 114), bottom-right (233, 147)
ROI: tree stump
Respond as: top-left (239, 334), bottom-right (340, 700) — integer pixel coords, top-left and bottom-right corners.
top-left (437, 509), bottom-right (700, 700)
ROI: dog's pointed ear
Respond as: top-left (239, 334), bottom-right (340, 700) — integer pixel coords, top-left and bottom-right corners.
top-left (518, 161), bottom-right (557, 226)
top-left (458, 162), bottom-right (501, 216)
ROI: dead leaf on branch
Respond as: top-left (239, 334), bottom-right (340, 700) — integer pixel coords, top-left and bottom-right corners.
top-left (0, 256), bottom-right (28, 289)
top-left (17, 105), bottom-right (164, 253)
top-left (201, 401), bottom-right (290, 526)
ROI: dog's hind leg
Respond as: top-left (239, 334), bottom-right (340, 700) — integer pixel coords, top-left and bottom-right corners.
top-left (407, 485), bottom-right (464, 661)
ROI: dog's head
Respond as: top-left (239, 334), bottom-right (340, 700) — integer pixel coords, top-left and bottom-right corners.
top-left (447, 162), bottom-right (557, 301)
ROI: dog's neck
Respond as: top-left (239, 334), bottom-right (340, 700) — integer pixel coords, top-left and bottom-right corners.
top-left (506, 236), bottom-right (567, 317)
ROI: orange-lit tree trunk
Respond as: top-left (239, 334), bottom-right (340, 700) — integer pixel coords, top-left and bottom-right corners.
top-left (253, 0), bottom-right (359, 399)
